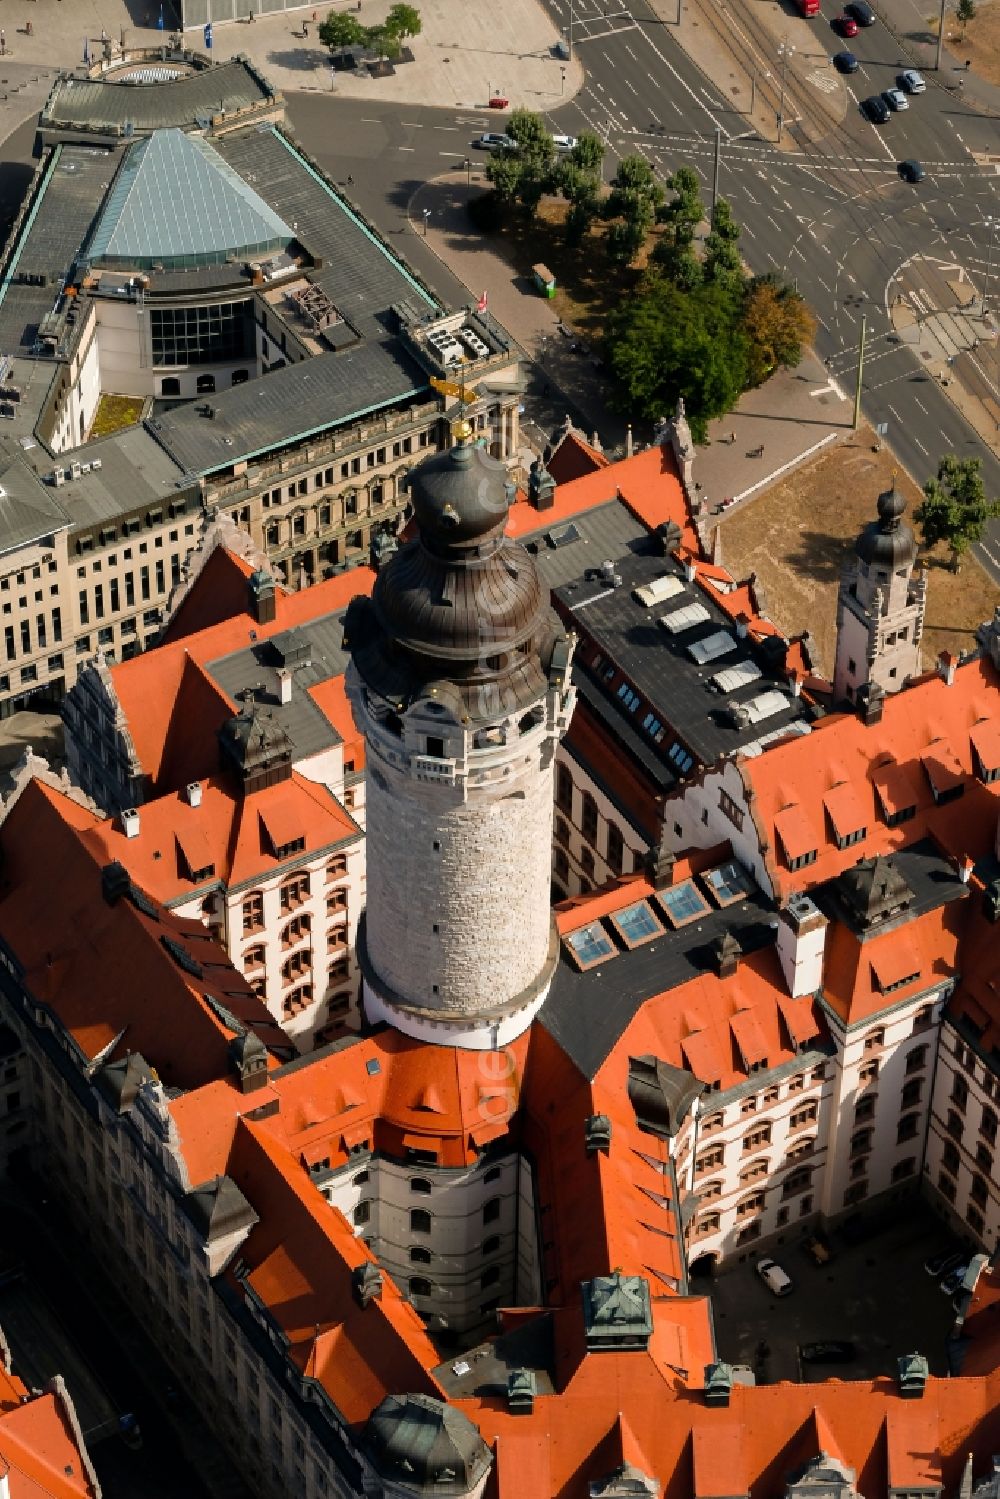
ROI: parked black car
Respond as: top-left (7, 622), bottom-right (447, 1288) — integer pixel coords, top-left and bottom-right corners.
top-left (898, 159), bottom-right (927, 183)
top-left (833, 50), bottom-right (860, 72)
top-left (861, 95), bottom-right (891, 123)
top-left (846, 1), bottom-right (877, 23)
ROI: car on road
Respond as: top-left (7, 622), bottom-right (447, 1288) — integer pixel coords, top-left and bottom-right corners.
top-left (756, 1258), bottom-right (794, 1297)
top-left (474, 132), bottom-right (514, 151)
top-left (800, 1341), bottom-right (857, 1364)
top-left (898, 68), bottom-right (926, 92)
top-left (883, 87), bottom-right (908, 109)
top-left (861, 95), bottom-right (891, 123)
top-left (925, 1247), bottom-right (966, 1278)
top-left (941, 1263), bottom-right (972, 1297)
top-left (833, 50), bottom-right (860, 72)
top-left (552, 134), bottom-right (578, 152)
top-left (845, 0), bottom-right (877, 22)
top-left (832, 13), bottom-right (859, 34)
top-left (898, 158), bottom-right (926, 182)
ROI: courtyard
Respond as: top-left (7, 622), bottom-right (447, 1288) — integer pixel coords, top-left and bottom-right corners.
top-left (706, 1201), bottom-right (969, 1385)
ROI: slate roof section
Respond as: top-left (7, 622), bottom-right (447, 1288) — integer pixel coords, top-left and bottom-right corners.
top-left (205, 609), bottom-right (353, 761)
top-left (86, 129), bottom-right (294, 271)
top-left (44, 424), bottom-right (189, 529)
top-left (147, 338), bottom-right (430, 476)
top-left (0, 145), bottom-right (118, 355)
top-left (552, 536), bottom-right (813, 769)
top-left (0, 450), bottom-right (70, 557)
top-left (41, 59), bottom-right (273, 133)
top-left (541, 876), bottom-right (777, 1080)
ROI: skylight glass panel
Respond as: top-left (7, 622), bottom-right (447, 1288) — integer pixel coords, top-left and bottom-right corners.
top-left (744, 689), bottom-right (789, 723)
top-left (711, 659), bottom-right (762, 692)
top-left (546, 523), bottom-right (580, 549)
top-left (634, 575), bottom-right (685, 607)
top-left (656, 881), bottom-right (711, 928)
top-left (702, 860), bottom-right (755, 906)
top-left (610, 900), bottom-right (664, 948)
top-left (659, 602), bottom-right (711, 635)
top-left (688, 629), bottom-right (738, 665)
top-left (564, 921), bottom-right (617, 971)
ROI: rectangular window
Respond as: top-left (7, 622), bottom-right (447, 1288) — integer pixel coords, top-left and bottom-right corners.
top-left (78, 591), bottom-right (89, 626)
top-left (155, 560), bottom-right (165, 594)
top-left (140, 566), bottom-right (150, 601)
top-left (52, 607), bottom-right (61, 643)
top-left (125, 574), bottom-right (135, 607)
top-left (94, 585), bottom-right (104, 621)
top-left (19, 620), bottom-right (30, 654)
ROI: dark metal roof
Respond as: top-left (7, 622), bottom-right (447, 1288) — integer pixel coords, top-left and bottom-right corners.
top-left (147, 339), bottom-right (430, 476)
top-left (855, 485), bottom-right (917, 569)
top-left (553, 539), bottom-right (813, 768)
top-left (364, 1395), bottom-right (491, 1492)
top-left (212, 127), bottom-right (437, 340)
top-left (0, 449), bottom-right (71, 557)
top-left (540, 887), bottom-right (777, 1081)
top-left (184, 1173), bottom-right (258, 1241)
top-left (205, 608), bottom-right (351, 760)
top-left (42, 60), bottom-right (272, 133)
top-left (813, 840), bottom-right (967, 940)
top-left (0, 145), bottom-right (118, 355)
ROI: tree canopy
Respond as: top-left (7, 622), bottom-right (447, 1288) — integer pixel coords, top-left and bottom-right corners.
top-left (386, 3), bottom-right (422, 37)
top-left (318, 11), bottom-right (367, 49)
top-left (319, 5), bottom-right (420, 57)
top-left (915, 455), bottom-right (1000, 569)
top-left (604, 277), bottom-right (748, 442)
top-left (742, 275), bottom-right (816, 386)
top-left (486, 109), bottom-right (556, 213)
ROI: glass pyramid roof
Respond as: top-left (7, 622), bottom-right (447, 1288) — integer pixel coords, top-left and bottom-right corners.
top-left (88, 127), bottom-right (294, 271)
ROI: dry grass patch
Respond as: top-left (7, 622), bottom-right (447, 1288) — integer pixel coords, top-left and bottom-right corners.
top-left (936, 0), bottom-right (1000, 87)
top-left (719, 434), bottom-right (998, 676)
top-left (90, 393), bottom-right (144, 439)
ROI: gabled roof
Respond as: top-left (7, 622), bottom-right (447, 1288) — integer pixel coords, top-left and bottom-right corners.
top-left (545, 429), bottom-right (610, 486)
top-left (0, 779), bottom-right (286, 1087)
top-left (741, 655), bottom-right (1000, 901)
top-left (0, 1387), bottom-right (99, 1499)
top-left (160, 546), bottom-right (259, 647)
top-left (87, 128), bottom-right (293, 270)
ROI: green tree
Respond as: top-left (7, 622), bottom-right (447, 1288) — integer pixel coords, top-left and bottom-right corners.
top-left (915, 455), bottom-right (1000, 570)
top-left (365, 24), bottom-right (403, 59)
top-left (569, 132), bottom-right (604, 174)
top-left (703, 196), bottom-right (743, 287)
top-left (486, 148), bottom-right (523, 206)
top-left (604, 277), bottom-right (747, 440)
top-left (956, 0), bottom-right (976, 33)
top-left (318, 11), bottom-right (367, 49)
top-left (488, 109), bottom-right (556, 215)
top-left (385, 3), bottom-right (422, 38)
top-left (653, 165), bottom-right (704, 288)
top-left (556, 161), bottom-right (601, 245)
top-left (742, 275), bottom-right (815, 386)
top-left (602, 154), bottom-right (664, 265)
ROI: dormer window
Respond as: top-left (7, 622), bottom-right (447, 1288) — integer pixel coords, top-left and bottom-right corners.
top-left (425, 736), bottom-right (445, 758)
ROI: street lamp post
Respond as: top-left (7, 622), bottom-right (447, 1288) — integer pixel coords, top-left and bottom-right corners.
top-left (777, 42), bottom-right (794, 143)
top-left (422, 209), bottom-right (432, 237)
top-left (561, 66), bottom-right (566, 95)
top-left (569, 0), bottom-right (575, 56)
top-left (464, 157), bottom-right (472, 186)
top-left (983, 216), bottom-right (997, 318)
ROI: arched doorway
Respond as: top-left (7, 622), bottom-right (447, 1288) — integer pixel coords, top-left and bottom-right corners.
top-left (688, 1252), bottom-right (719, 1280)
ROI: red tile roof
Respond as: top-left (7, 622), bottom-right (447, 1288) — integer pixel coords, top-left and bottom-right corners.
top-left (0, 779), bottom-right (287, 1086)
top-left (508, 445), bottom-right (697, 553)
top-left (742, 656), bottom-right (1000, 902)
top-left (160, 545), bottom-right (259, 646)
top-left (0, 1388), bottom-right (99, 1499)
top-left (545, 430), bottom-right (610, 486)
top-left (110, 564), bottom-right (376, 794)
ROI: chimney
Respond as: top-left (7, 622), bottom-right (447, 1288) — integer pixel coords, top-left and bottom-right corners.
top-left (186, 781), bottom-right (203, 808)
top-left (776, 894), bottom-right (828, 998)
top-left (506, 1369), bottom-right (536, 1416)
top-left (897, 1352), bottom-right (928, 1398)
top-left (713, 929), bottom-right (741, 978)
top-left (585, 1114), bottom-right (612, 1155)
top-left (788, 673), bottom-right (803, 698)
top-left (528, 459), bottom-right (556, 511)
top-left (857, 681), bottom-right (884, 725)
top-left (121, 807), bottom-right (140, 839)
top-left (957, 855), bottom-right (974, 885)
top-left (735, 613), bottom-right (749, 640)
top-left (704, 1362), bottom-right (734, 1406)
top-left (684, 557), bottom-right (697, 583)
top-left (248, 568), bottom-right (277, 626)
top-left (277, 668), bottom-right (293, 706)
top-left (353, 1261), bottom-right (383, 1308)
top-left (101, 861), bottom-right (131, 905)
top-left (937, 651), bottom-right (957, 686)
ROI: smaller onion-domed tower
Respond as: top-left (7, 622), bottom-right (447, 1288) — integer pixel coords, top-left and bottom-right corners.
top-left (343, 425), bottom-right (575, 1049)
top-left (834, 482), bottom-right (926, 707)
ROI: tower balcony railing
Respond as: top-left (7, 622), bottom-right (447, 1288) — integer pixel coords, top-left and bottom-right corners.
top-left (412, 755), bottom-right (458, 784)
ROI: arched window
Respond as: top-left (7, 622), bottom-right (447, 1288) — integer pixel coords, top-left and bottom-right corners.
top-left (739, 1157), bottom-right (768, 1185)
top-left (554, 817), bottom-right (569, 847)
top-left (243, 945), bottom-right (265, 971)
top-left (863, 1027), bottom-right (885, 1053)
top-left (410, 1177), bottom-right (432, 1195)
top-left (483, 1165), bottom-right (502, 1184)
top-left (606, 822), bottom-right (624, 875)
top-left (556, 764), bottom-right (573, 813)
top-left (160, 377), bottom-right (181, 397)
top-left (409, 1276), bottom-right (432, 1297)
top-left (786, 1137), bottom-right (814, 1163)
top-left (480, 1265), bottom-right (500, 1288)
top-left (482, 1235), bottom-right (501, 1256)
top-left (353, 1200), bottom-right (370, 1226)
top-left (196, 373), bottom-right (216, 394)
top-left (410, 1208), bottom-right (431, 1234)
top-left (581, 793), bottom-right (598, 842)
top-left (231, 368), bottom-right (249, 385)
top-left (695, 1211), bottom-right (721, 1236)
top-left (482, 1197), bottom-right (501, 1225)
top-left (409, 1246), bottom-right (432, 1264)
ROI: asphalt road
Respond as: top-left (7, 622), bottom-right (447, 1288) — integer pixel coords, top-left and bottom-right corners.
top-left (292, 0), bottom-right (1000, 576)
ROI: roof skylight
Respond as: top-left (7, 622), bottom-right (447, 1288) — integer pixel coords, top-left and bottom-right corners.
top-left (656, 881), bottom-right (711, 928)
top-left (564, 921), bottom-right (617, 971)
top-left (609, 900), bottom-right (664, 949)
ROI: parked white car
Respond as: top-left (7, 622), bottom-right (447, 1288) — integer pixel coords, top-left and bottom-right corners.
top-left (756, 1257), bottom-right (794, 1297)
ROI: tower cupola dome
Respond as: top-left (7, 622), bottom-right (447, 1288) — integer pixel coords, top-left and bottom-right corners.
top-left (405, 431), bottom-right (513, 551)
